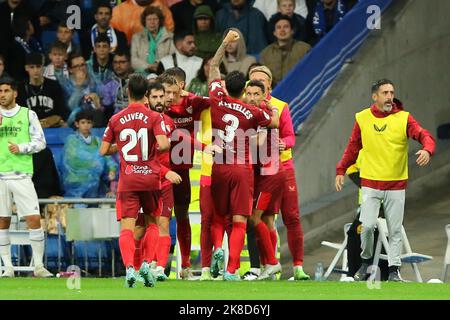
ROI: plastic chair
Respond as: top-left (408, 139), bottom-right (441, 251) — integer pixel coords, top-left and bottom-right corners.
top-left (372, 218), bottom-right (432, 282)
top-left (442, 224), bottom-right (450, 282)
top-left (321, 223), bottom-right (352, 280)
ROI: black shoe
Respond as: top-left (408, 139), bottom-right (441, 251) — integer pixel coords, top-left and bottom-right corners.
top-left (353, 263), bottom-right (370, 281)
top-left (388, 269), bottom-right (404, 282)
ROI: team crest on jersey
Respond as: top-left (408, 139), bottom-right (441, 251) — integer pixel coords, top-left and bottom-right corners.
top-left (373, 124), bottom-right (387, 132)
top-left (186, 106), bottom-right (193, 114)
top-left (125, 164), bottom-right (152, 175)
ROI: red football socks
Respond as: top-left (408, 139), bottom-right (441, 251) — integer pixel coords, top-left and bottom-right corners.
top-left (119, 229), bottom-right (135, 268)
top-left (226, 221), bottom-right (247, 274)
top-left (255, 222), bottom-right (278, 266)
top-left (156, 235), bottom-right (171, 268)
top-left (142, 224), bottom-right (159, 262)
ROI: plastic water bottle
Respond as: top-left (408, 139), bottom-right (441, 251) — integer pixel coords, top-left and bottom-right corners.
top-left (56, 271), bottom-right (77, 278)
top-left (315, 262), bottom-right (324, 281)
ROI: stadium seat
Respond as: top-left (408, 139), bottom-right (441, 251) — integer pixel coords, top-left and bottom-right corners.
top-left (72, 240), bottom-right (111, 276)
top-left (0, 231), bottom-right (34, 274)
top-left (321, 223), bottom-right (352, 280)
top-left (372, 218), bottom-right (433, 282)
top-left (44, 234), bottom-right (71, 272)
top-left (442, 224), bottom-right (450, 282)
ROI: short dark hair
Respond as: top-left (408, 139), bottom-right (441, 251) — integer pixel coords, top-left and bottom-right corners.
top-left (174, 30), bottom-right (194, 43)
top-left (246, 80), bottom-right (265, 94)
top-left (75, 109), bottom-right (94, 122)
top-left (0, 77), bottom-right (18, 91)
top-left (147, 81), bottom-right (165, 95)
top-left (273, 14), bottom-right (293, 30)
top-left (25, 53), bottom-right (45, 66)
top-left (49, 40), bottom-right (68, 53)
top-left (128, 73), bottom-right (149, 100)
top-left (113, 49), bottom-right (130, 61)
top-left (371, 79), bottom-right (394, 93)
top-left (164, 67), bottom-right (186, 83)
top-left (58, 21), bottom-right (73, 31)
top-left (95, 33), bottom-right (111, 46)
top-left (141, 6), bottom-right (165, 28)
top-left (67, 51), bottom-right (85, 68)
top-left (225, 71), bottom-right (246, 98)
top-left (95, 1), bottom-right (112, 14)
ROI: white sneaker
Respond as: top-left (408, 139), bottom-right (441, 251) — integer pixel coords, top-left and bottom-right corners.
top-left (154, 266), bottom-right (168, 281)
top-left (150, 261), bottom-right (157, 270)
top-left (258, 263), bottom-right (282, 280)
top-left (34, 265), bottom-right (54, 278)
top-left (242, 271), bottom-right (259, 281)
top-left (1, 266), bottom-right (15, 278)
top-left (180, 267), bottom-right (196, 280)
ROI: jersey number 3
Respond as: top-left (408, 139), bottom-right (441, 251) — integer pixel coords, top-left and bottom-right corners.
top-left (218, 114), bottom-right (239, 143)
top-left (120, 128), bottom-right (148, 161)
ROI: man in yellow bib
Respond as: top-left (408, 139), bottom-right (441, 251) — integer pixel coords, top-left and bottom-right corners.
top-left (335, 79), bottom-right (435, 282)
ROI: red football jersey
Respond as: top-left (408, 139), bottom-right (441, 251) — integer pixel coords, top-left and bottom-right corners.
top-left (159, 113), bottom-right (175, 188)
top-left (209, 79), bottom-right (271, 165)
top-left (256, 103), bottom-right (281, 176)
top-left (165, 93), bottom-right (210, 170)
top-left (103, 103), bottom-right (167, 192)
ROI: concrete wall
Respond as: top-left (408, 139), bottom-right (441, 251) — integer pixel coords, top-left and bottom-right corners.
top-left (293, 0), bottom-right (450, 207)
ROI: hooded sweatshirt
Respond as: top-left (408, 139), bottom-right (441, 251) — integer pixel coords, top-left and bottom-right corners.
top-left (222, 28), bottom-right (256, 76)
top-left (193, 5), bottom-right (222, 59)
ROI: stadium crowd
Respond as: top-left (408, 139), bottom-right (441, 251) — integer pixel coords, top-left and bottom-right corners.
top-left (0, 0), bottom-right (358, 282)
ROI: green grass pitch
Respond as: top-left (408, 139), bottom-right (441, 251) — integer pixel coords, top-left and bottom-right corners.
top-left (0, 278), bottom-right (449, 300)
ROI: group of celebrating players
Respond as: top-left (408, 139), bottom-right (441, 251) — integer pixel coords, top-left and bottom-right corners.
top-left (100, 30), bottom-right (309, 288)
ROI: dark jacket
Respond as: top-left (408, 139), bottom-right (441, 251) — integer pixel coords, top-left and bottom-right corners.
top-left (193, 5), bottom-right (222, 59)
top-left (215, 2), bottom-right (268, 55)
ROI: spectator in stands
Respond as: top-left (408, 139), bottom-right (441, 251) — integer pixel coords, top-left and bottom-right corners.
top-left (158, 31), bottom-right (202, 87)
top-left (111, 0), bottom-right (174, 44)
top-left (56, 21), bottom-right (80, 55)
top-left (101, 50), bottom-right (133, 118)
top-left (186, 55), bottom-right (225, 97)
top-left (0, 55), bottom-right (10, 81)
top-left (0, 0), bottom-right (33, 60)
top-left (260, 15), bottom-right (310, 86)
top-left (58, 52), bottom-right (105, 128)
top-left (222, 28), bottom-right (256, 75)
top-left (37, 0), bottom-right (75, 31)
top-left (254, 0), bottom-right (311, 20)
top-left (86, 34), bottom-right (114, 84)
top-left (81, 1), bottom-right (129, 59)
top-left (215, 0), bottom-right (268, 55)
top-left (310, 0), bottom-right (348, 43)
top-left (43, 41), bottom-right (70, 82)
top-left (61, 110), bottom-right (117, 200)
top-left (170, 0), bottom-right (220, 34)
top-left (268, 0), bottom-right (308, 43)
top-left (8, 16), bottom-right (43, 82)
top-left (131, 6), bottom-right (175, 76)
top-left (17, 53), bottom-right (69, 128)
top-left (192, 5), bottom-right (221, 59)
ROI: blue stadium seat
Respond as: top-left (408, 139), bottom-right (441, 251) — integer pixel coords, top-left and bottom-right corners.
top-left (73, 240), bottom-right (111, 274)
top-left (45, 234), bottom-right (70, 271)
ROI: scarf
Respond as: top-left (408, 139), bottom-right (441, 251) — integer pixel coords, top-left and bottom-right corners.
top-left (14, 36), bottom-right (32, 54)
top-left (312, 0), bottom-right (346, 37)
top-left (147, 27), bottom-right (163, 65)
top-left (91, 24), bottom-right (118, 51)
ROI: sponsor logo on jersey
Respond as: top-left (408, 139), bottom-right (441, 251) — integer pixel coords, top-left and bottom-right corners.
top-left (125, 164), bottom-right (152, 175)
top-left (373, 124), bottom-right (387, 132)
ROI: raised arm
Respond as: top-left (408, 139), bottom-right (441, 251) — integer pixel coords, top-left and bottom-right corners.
top-left (208, 30), bottom-right (240, 82)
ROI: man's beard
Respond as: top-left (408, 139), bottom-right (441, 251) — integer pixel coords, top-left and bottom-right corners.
top-left (383, 102), bottom-right (392, 112)
top-left (152, 104), bottom-right (164, 113)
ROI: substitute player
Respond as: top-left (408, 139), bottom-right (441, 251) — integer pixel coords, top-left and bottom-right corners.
top-left (100, 73), bottom-right (170, 288)
top-left (208, 30), bottom-right (279, 281)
